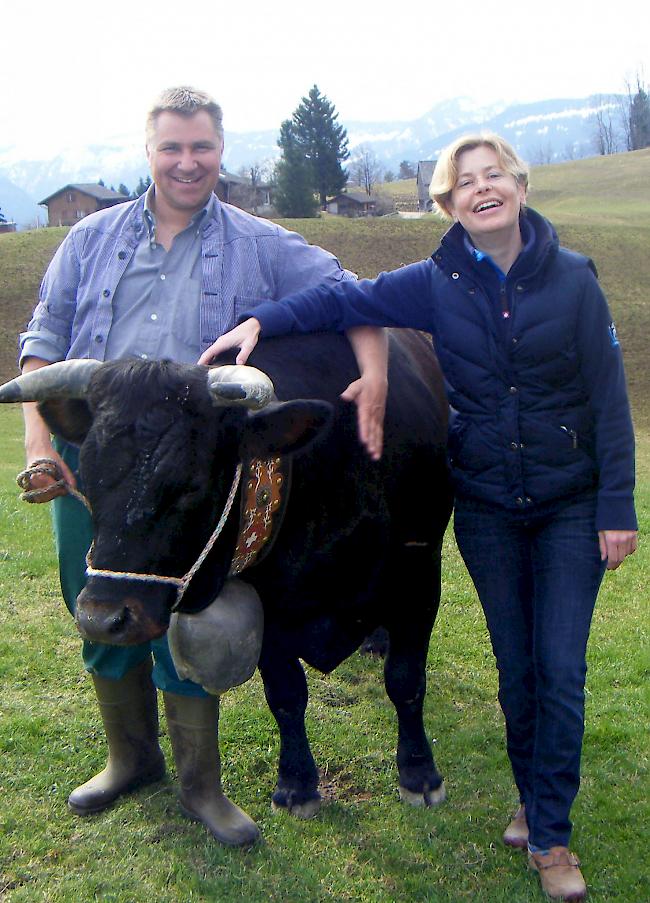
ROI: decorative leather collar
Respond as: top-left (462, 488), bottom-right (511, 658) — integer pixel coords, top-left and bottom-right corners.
top-left (229, 456), bottom-right (291, 576)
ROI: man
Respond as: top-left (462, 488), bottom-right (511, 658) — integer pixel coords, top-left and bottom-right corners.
top-left (19, 86), bottom-right (388, 846)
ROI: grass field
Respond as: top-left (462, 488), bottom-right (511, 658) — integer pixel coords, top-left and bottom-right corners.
top-left (0, 149), bottom-right (648, 901)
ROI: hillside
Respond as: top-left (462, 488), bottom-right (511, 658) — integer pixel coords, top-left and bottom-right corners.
top-left (0, 151), bottom-right (648, 428)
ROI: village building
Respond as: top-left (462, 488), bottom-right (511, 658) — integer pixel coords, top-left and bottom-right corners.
top-left (326, 191), bottom-right (377, 217)
top-left (39, 185), bottom-right (130, 227)
top-left (416, 161), bottom-right (436, 212)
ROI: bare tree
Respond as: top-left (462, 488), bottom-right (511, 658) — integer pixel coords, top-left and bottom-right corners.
top-left (527, 141), bottom-right (554, 166)
top-left (592, 99), bottom-right (619, 155)
top-left (349, 145), bottom-right (382, 196)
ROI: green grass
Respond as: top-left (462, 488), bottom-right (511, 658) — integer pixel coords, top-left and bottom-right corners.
top-left (0, 405), bottom-right (648, 902)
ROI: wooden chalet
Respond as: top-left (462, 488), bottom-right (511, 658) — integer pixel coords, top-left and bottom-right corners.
top-left (326, 191), bottom-right (377, 217)
top-left (39, 184), bottom-right (130, 226)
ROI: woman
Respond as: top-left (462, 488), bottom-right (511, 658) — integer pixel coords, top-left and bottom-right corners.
top-left (200, 134), bottom-right (638, 900)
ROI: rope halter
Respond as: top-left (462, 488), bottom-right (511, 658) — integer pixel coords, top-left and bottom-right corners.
top-left (85, 463), bottom-right (243, 612)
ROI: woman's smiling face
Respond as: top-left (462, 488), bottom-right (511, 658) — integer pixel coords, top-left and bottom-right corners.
top-left (448, 144), bottom-right (526, 245)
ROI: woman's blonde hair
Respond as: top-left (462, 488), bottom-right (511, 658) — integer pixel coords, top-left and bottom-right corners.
top-left (429, 132), bottom-right (529, 219)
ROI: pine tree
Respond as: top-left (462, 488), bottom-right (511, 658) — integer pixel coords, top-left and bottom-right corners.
top-left (0, 206), bottom-right (7, 224)
top-left (133, 176), bottom-right (152, 197)
top-left (118, 183), bottom-right (131, 198)
top-left (273, 120), bottom-right (319, 217)
top-left (630, 84), bottom-right (650, 149)
top-left (280, 85), bottom-right (349, 209)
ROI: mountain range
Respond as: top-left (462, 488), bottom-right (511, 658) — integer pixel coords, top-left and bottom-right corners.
top-left (0, 95), bottom-right (620, 227)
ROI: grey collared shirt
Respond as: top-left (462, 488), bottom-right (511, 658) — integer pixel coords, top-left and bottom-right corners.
top-left (104, 188), bottom-right (206, 363)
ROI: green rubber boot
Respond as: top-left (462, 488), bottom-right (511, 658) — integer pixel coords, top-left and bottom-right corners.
top-left (68, 658), bottom-right (166, 815)
top-left (163, 692), bottom-right (260, 847)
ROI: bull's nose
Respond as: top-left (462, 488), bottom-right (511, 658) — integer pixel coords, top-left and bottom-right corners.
top-left (74, 588), bottom-right (170, 645)
top-left (75, 600), bottom-right (130, 643)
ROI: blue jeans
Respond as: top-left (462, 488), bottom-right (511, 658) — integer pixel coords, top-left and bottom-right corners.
top-left (51, 439), bottom-right (206, 697)
top-left (454, 492), bottom-right (606, 849)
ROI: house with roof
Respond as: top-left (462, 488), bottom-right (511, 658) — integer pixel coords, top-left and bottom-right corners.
top-left (39, 184), bottom-right (130, 226)
top-left (416, 161), bottom-right (436, 212)
top-left (326, 190), bottom-right (377, 217)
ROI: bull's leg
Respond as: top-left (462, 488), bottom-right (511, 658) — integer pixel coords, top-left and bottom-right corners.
top-left (384, 545), bottom-right (446, 807)
top-left (259, 646), bottom-right (321, 819)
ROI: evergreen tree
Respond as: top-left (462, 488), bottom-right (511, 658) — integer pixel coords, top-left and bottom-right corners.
top-left (398, 161), bottom-right (416, 179)
top-left (98, 178), bottom-right (106, 187)
top-left (118, 183), bottom-right (131, 198)
top-left (279, 85), bottom-right (349, 208)
top-left (0, 206), bottom-right (7, 224)
top-left (630, 84), bottom-right (650, 149)
top-left (273, 120), bottom-right (319, 217)
top-left (133, 176), bottom-right (152, 197)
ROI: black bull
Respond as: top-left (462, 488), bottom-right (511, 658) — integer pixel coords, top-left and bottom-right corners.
top-left (2, 330), bottom-right (453, 816)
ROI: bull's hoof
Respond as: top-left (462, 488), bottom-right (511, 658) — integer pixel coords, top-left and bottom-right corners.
top-left (399, 780), bottom-right (446, 808)
top-left (271, 787), bottom-right (322, 819)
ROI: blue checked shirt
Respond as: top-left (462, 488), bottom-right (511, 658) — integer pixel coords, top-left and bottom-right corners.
top-left (20, 192), bottom-right (354, 366)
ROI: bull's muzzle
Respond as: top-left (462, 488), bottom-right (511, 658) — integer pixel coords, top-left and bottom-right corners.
top-left (75, 587), bottom-right (170, 645)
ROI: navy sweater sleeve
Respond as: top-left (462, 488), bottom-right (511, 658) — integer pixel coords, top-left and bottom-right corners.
top-left (575, 267), bottom-right (637, 531)
top-left (242, 260), bottom-right (435, 336)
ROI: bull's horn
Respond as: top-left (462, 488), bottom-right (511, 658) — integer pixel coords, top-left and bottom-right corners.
top-left (0, 359), bottom-right (101, 403)
top-left (207, 365), bottom-right (274, 410)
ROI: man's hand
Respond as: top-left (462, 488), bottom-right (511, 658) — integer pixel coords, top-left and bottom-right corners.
top-left (341, 373), bottom-right (388, 462)
top-left (598, 529), bottom-right (638, 570)
top-left (198, 318), bottom-right (262, 366)
top-left (21, 356), bottom-right (77, 502)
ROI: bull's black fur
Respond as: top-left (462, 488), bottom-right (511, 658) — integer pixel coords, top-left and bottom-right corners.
top-left (40, 331), bottom-right (453, 814)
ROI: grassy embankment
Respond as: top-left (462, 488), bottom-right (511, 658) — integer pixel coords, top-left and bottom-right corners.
top-left (0, 150), bottom-right (648, 901)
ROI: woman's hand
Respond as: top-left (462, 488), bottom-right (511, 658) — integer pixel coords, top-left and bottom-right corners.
top-left (197, 318), bottom-right (262, 366)
top-left (598, 530), bottom-right (638, 570)
top-left (344, 326), bottom-right (389, 461)
top-left (341, 372), bottom-right (388, 462)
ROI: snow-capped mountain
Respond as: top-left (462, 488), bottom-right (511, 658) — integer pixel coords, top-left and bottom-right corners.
top-left (0, 96), bottom-right (618, 226)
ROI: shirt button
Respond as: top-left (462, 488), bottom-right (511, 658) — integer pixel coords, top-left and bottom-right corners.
top-left (515, 497), bottom-right (524, 505)
top-left (102, 289), bottom-right (110, 297)
top-left (95, 335), bottom-right (104, 344)
top-left (451, 272), bottom-right (460, 280)
top-left (525, 497), bottom-right (532, 503)
top-left (509, 386), bottom-right (518, 394)
top-left (140, 353), bottom-right (148, 360)
top-left (512, 337), bottom-right (518, 344)
top-left (150, 313), bottom-right (158, 321)
top-left (118, 251), bottom-right (127, 260)
top-left (510, 442), bottom-right (519, 450)
top-left (160, 274), bottom-right (166, 281)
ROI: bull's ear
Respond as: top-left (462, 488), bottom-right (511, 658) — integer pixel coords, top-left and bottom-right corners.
top-left (38, 399), bottom-right (94, 446)
top-left (240, 400), bottom-right (333, 458)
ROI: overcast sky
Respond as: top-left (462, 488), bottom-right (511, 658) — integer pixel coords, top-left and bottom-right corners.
top-left (3, 0), bottom-right (648, 154)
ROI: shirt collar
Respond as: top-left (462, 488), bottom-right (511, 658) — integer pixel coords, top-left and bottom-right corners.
top-left (143, 185), bottom-right (215, 247)
top-left (463, 213), bottom-right (536, 281)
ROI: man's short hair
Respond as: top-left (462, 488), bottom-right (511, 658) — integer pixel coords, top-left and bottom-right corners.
top-left (429, 132), bottom-right (529, 219)
top-left (146, 86), bottom-right (224, 145)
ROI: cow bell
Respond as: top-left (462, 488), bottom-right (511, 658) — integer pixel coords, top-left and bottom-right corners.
top-left (168, 578), bottom-right (264, 695)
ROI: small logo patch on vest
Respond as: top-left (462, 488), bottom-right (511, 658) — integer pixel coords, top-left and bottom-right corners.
top-left (608, 321), bottom-right (620, 347)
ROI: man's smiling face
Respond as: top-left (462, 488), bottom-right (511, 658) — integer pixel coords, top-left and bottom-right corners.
top-left (146, 110), bottom-right (223, 219)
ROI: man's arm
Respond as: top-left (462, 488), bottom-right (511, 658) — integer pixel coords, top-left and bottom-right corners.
top-left (21, 357), bottom-right (77, 499)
